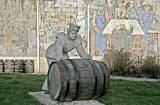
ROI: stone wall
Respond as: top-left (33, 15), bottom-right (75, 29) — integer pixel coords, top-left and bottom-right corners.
top-left (0, 0), bottom-right (37, 57)
top-left (0, 0), bottom-right (160, 73)
top-left (39, 0), bottom-right (89, 57)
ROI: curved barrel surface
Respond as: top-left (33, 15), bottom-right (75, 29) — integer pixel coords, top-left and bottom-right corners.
top-left (48, 59), bottom-right (110, 102)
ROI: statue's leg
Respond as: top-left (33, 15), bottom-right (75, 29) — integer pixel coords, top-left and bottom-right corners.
top-left (42, 58), bottom-right (56, 92)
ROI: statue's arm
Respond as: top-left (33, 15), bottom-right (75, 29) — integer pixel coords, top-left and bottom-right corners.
top-left (76, 38), bottom-right (92, 59)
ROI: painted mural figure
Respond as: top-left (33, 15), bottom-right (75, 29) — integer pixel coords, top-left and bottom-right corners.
top-left (42, 23), bottom-right (92, 92)
top-left (112, 24), bottom-right (133, 51)
top-left (106, 0), bottom-right (117, 19)
top-left (93, 4), bottom-right (109, 56)
top-left (0, 1), bottom-right (37, 57)
top-left (139, 3), bottom-right (156, 50)
top-left (115, 0), bottom-right (127, 19)
top-left (29, 28), bottom-right (37, 48)
top-left (75, 5), bottom-right (87, 38)
top-left (3, 25), bottom-right (12, 48)
top-left (127, 0), bottom-right (137, 19)
top-left (135, 0), bottom-right (144, 18)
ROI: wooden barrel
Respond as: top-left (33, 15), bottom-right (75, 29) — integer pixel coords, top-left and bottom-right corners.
top-left (15, 60), bottom-right (24, 73)
top-left (0, 60), bottom-right (4, 72)
top-left (4, 60), bottom-right (15, 73)
top-left (48, 59), bottom-right (110, 102)
top-left (24, 60), bottom-right (34, 73)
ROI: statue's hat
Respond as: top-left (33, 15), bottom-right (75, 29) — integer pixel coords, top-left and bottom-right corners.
top-left (68, 23), bottom-right (80, 32)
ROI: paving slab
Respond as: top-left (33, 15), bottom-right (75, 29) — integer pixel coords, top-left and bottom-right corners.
top-left (28, 91), bottom-right (105, 105)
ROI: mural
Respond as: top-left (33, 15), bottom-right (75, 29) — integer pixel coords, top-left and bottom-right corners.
top-left (0, 0), bottom-right (159, 59)
top-left (0, 0), bottom-right (159, 73)
top-left (0, 0), bottom-right (37, 57)
top-left (90, 0), bottom-right (160, 57)
top-left (39, 0), bottom-right (89, 57)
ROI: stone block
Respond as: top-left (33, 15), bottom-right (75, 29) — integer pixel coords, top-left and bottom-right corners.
top-left (28, 91), bottom-right (104, 105)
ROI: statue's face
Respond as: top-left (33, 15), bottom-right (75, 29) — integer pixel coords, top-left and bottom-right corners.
top-left (69, 30), bottom-right (78, 40)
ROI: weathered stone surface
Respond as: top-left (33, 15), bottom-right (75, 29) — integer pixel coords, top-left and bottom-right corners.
top-left (28, 91), bottom-right (104, 105)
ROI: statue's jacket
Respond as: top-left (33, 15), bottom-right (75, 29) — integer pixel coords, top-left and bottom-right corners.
top-left (46, 32), bottom-right (87, 60)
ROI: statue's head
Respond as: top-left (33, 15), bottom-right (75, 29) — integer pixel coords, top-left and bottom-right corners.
top-left (67, 23), bottom-right (80, 40)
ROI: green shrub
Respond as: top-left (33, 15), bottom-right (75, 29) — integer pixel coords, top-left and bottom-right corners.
top-left (102, 49), bottom-right (132, 76)
top-left (140, 56), bottom-right (160, 79)
top-left (102, 50), bottom-right (160, 79)
top-left (130, 55), bottom-right (144, 77)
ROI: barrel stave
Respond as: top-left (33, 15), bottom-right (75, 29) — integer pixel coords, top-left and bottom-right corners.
top-left (99, 61), bottom-right (110, 93)
top-left (60, 60), bottom-right (77, 101)
top-left (88, 60), bottom-right (104, 98)
top-left (70, 59), bottom-right (95, 100)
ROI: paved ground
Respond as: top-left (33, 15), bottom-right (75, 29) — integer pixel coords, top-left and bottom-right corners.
top-left (33, 73), bottom-right (160, 81)
top-left (35, 73), bottom-right (160, 82)
top-left (111, 76), bottom-right (160, 82)
top-left (28, 92), bottom-right (104, 105)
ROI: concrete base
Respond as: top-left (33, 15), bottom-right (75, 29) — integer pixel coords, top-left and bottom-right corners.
top-left (28, 91), bottom-right (104, 105)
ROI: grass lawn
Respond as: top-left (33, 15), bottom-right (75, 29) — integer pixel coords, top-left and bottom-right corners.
top-left (0, 73), bottom-right (160, 105)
